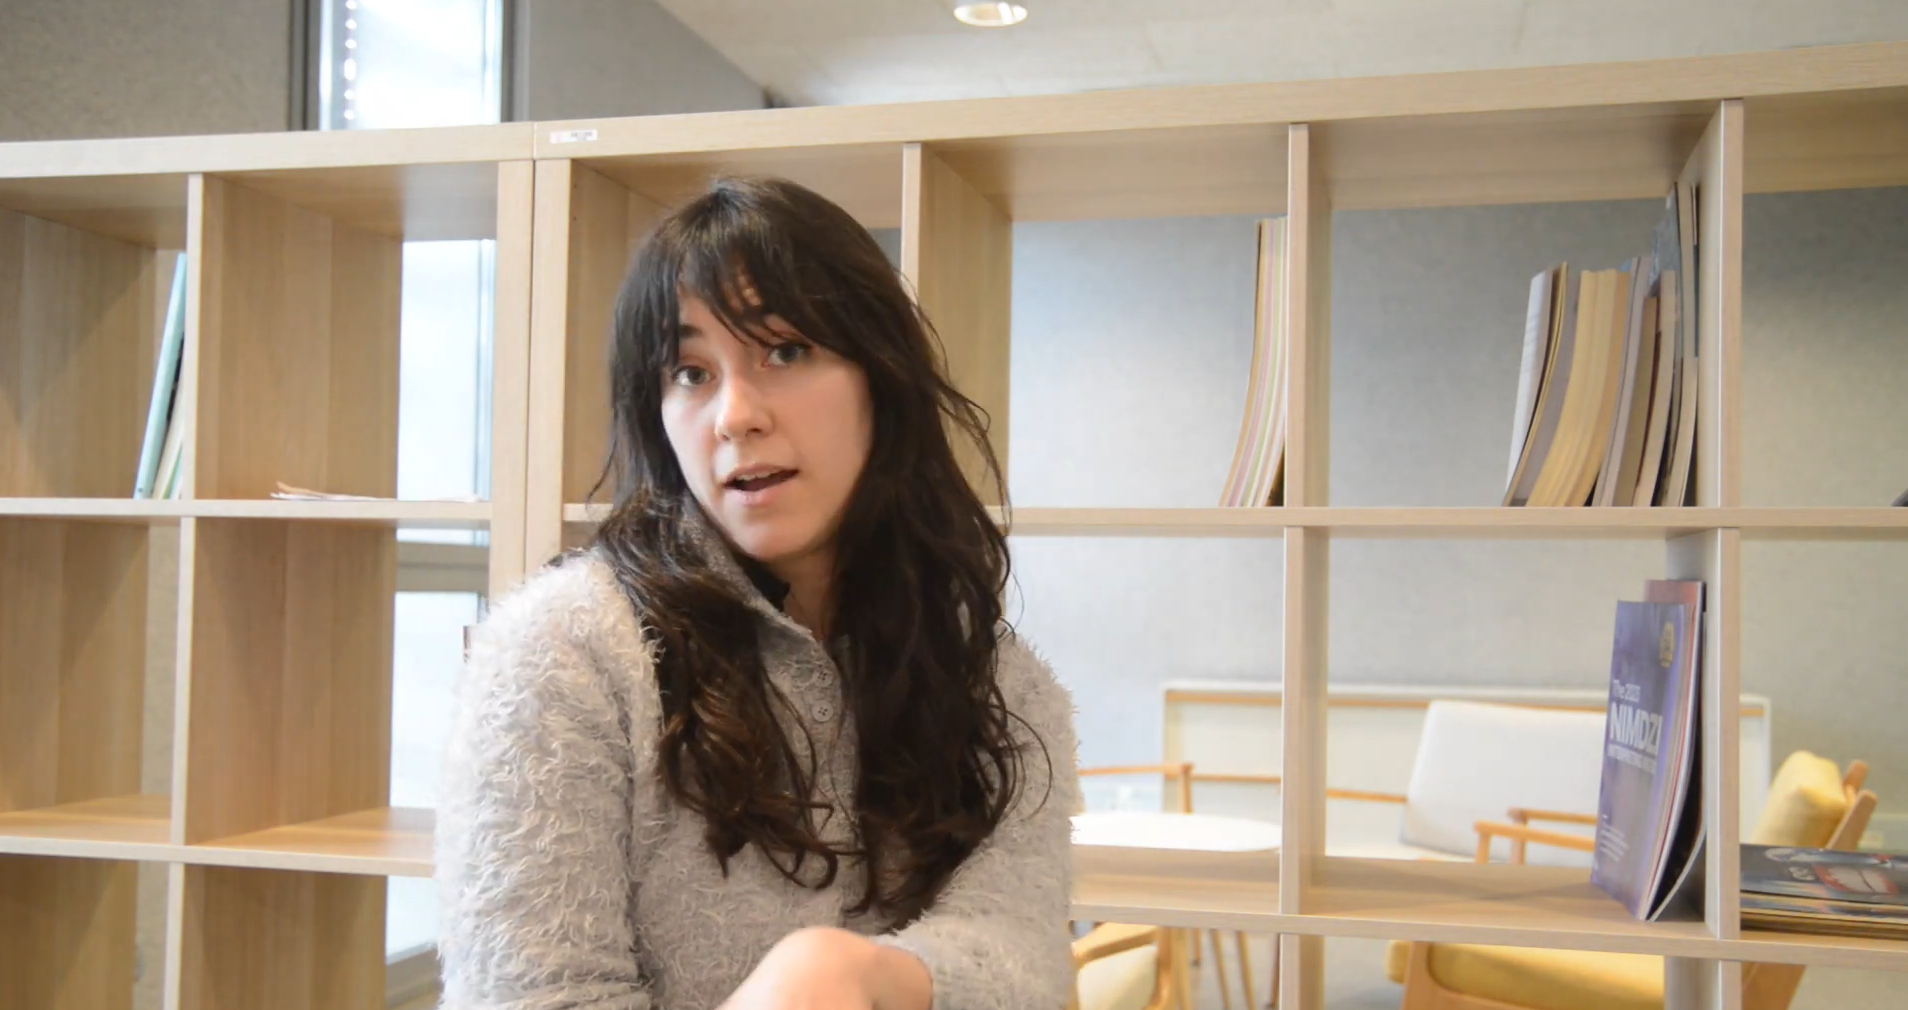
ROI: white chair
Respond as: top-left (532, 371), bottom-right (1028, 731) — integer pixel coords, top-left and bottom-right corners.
top-left (1330, 700), bottom-right (1607, 865)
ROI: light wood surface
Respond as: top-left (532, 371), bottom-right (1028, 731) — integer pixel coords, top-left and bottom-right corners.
top-left (525, 159), bottom-right (578, 569)
top-left (0, 207), bottom-right (158, 497)
top-left (0, 794), bottom-right (171, 860)
top-left (1673, 527), bottom-right (1743, 940)
top-left (0, 124), bottom-right (530, 257)
top-left (562, 502), bottom-right (1908, 538)
top-left (1282, 526), bottom-right (1330, 1010)
top-left (1281, 127), bottom-right (1333, 937)
top-left (0, 126), bottom-right (532, 249)
top-left (1281, 524), bottom-right (1329, 917)
top-left (0, 172), bottom-right (191, 248)
top-left (0, 123), bottom-right (532, 180)
top-left (1004, 507), bottom-right (1908, 538)
top-left (565, 163), bottom-right (660, 507)
top-left (1744, 87), bottom-right (1908, 193)
top-left (1073, 852), bottom-right (1908, 971)
top-left (175, 864), bottom-right (386, 1010)
top-left (901, 144), bottom-right (1013, 502)
top-left (524, 161), bottom-right (668, 568)
top-left (488, 161), bottom-right (535, 592)
top-left (177, 520), bottom-right (395, 845)
top-left (31, 498), bottom-right (1908, 539)
top-left (193, 175), bottom-right (401, 500)
top-left (0, 519), bottom-right (149, 819)
top-left (1280, 211), bottom-right (1330, 1010)
top-left (1317, 101), bottom-right (1716, 210)
top-left (531, 42), bottom-right (1908, 158)
top-left (0, 497), bottom-right (489, 526)
top-left (223, 162), bottom-right (503, 242)
top-left (584, 143), bottom-right (904, 228)
top-left (1687, 101), bottom-right (1744, 510)
top-left (189, 806), bottom-right (433, 878)
top-left (0, 800), bottom-right (435, 876)
top-left (1284, 123), bottom-right (1331, 509)
top-left (1164, 686), bottom-right (1768, 722)
top-left (0, 854), bottom-right (138, 1010)
top-left (934, 125), bottom-right (1289, 221)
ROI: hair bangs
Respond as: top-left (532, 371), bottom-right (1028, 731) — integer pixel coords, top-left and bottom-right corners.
top-left (651, 186), bottom-right (855, 367)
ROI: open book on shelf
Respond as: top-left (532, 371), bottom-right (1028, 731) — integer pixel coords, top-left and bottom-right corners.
top-left (1220, 216), bottom-right (1288, 507)
top-left (1590, 578), bottom-right (1706, 921)
top-left (269, 482), bottom-right (484, 503)
top-left (1504, 183), bottom-right (1700, 507)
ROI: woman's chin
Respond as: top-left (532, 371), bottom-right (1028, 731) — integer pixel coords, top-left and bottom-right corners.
top-left (720, 522), bottom-right (814, 569)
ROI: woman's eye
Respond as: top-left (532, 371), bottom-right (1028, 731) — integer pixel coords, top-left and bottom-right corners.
top-left (766, 342), bottom-right (810, 366)
top-left (670, 364), bottom-right (710, 387)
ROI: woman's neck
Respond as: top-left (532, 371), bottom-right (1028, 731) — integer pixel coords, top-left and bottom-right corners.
top-left (769, 550), bottom-right (835, 642)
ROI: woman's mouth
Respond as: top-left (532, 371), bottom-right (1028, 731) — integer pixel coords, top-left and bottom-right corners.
top-left (724, 467), bottom-right (797, 499)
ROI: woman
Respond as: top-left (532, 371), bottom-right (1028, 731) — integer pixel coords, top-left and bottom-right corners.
top-left (435, 176), bottom-right (1081, 1010)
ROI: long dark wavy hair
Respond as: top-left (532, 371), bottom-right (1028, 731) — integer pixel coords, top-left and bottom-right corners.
top-left (590, 175), bottom-right (1037, 926)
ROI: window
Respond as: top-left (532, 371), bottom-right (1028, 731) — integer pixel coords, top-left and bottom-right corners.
top-left (315, 0), bottom-right (506, 960)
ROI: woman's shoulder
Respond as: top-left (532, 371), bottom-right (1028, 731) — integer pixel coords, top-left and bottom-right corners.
top-left (992, 629), bottom-right (1076, 738)
top-left (465, 548), bottom-right (656, 700)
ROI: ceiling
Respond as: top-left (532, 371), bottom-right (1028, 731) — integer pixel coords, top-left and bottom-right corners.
top-left (652, 0), bottom-right (1908, 107)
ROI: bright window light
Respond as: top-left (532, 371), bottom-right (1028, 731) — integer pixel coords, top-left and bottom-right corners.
top-left (953, 2), bottom-right (1028, 27)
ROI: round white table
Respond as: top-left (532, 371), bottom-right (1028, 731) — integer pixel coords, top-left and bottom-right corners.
top-left (1071, 810), bottom-right (1282, 852)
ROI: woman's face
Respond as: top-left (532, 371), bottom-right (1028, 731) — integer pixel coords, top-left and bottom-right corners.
top-left (660, 294), bottom-right (874, 579)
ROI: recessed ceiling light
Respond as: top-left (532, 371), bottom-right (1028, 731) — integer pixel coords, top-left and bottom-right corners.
top-left (953, 2), bottom-right (1028, 27)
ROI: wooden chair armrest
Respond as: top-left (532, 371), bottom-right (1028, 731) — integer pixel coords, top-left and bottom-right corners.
top-left (1473, 819), bottom-right (1596, 864)
top-left (1506, 806), bottom-right (1597, 827)
top-left (1071, 921), bottom-right (1158, 967)
top-left (1326, 788), bottom-right (1408, 805)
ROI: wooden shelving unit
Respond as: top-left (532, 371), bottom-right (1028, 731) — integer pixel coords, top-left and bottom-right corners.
top-left (1, 40), bottom-right (1904, 1010)
top-left (0, 125), bottom-right (534, 1009)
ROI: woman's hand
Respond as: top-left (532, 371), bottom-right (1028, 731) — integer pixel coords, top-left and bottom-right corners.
top-left (718, 926), bottom-right (932, 1010)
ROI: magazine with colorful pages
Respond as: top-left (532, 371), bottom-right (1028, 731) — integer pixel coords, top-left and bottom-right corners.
top-left (1743, 846), bottom-right (1908, 907)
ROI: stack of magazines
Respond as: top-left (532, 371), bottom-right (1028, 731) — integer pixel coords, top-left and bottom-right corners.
top-left (1743, 845), bottom-right (1908, 939)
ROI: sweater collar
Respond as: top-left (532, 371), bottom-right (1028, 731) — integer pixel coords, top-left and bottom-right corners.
top-left (680, 502), bottom-right (809, 636)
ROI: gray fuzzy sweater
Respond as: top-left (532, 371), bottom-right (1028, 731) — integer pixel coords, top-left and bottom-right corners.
top-left (434, 523), bottom-right (1081, 1010)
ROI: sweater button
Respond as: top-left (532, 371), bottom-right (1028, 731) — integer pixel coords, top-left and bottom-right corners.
top-left (812, 701), bottom-right (835, 722)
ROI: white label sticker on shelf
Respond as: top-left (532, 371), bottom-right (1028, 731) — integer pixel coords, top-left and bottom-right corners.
top-left (549, 129), bottom-right (599, 144)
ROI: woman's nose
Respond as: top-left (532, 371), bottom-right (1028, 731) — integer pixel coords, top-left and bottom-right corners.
top-left (713, 374), bottom-right (770, 441)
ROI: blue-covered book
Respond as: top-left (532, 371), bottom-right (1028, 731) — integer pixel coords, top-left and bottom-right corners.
top-left (135, 255), bottom-right (188, 498)
top-left (1591, 597), bottom-right (1703, 920)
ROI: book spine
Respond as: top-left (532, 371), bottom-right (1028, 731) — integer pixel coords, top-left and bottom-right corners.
top-left (134, 255), bottom-right (189, 499)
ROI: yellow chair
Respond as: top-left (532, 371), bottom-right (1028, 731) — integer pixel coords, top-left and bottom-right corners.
top-left (1077, 763), bottom-right (1261, 1010)
top-left (1384, 752), bottom-right (1880, 1010)
top-left (1070, 922), bottom-right (1192, 1010)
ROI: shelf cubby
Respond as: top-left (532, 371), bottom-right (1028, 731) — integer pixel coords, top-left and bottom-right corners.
top-left (0, 854), bottom-right (148, 1010)
top-left (173, 518), bottom-right (396, 865)
top-left (174, 863), bottom-right (388, 1009)
top-left (0, 172), bottom-right (182, 501)
top-left (187, 165), bottom-right (463, 502)
top-left (0, 515), bottom-right (164, 859)
top-left (1738, 87), bottom-right (1908, 520)
top-left (191, 155), bottom-right (533, 585)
